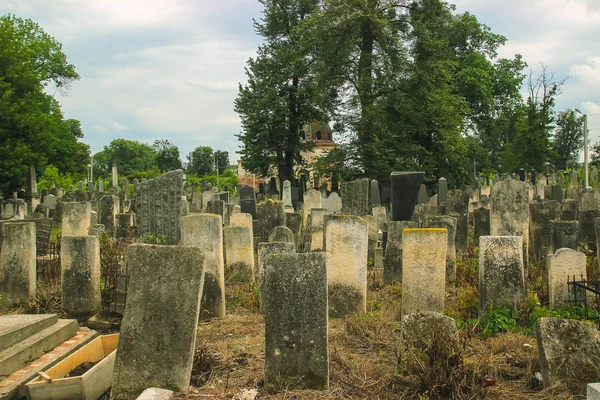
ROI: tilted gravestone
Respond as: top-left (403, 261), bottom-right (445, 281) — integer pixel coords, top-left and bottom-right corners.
top-left (111, 244), bottom-right (205, 399)
top-left (263, 253), bottom-right (328, 391)
top-left (136, 170), bottom-right (185, 245)
top-left (180, 214), bottom-right (225, 320)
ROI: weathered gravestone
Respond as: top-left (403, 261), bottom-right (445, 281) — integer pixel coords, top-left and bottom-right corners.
top-left (0, 222), bottom-right (36, 307)
top-left (257, 242), bottom-right (295, 286)
top-left (474, 207), bottom-right (490, 245)
top-left (116, 212), bottom-right (135, 239)
top-left (180, 214), bottom-right (225, 320)
top-left (282, 180), bottom-right (292, 208)
top-left (263, 253), bottom-right (328, 391)
top-left (325, 215), bottom-right (368, 317)
top-left (305, 209), bottom-right (333, 252)
top-left (535, 318), bottom-right (600, 394)
top-left (257, 199), bottom-right (285, 243)
top-left (390, 171), bottom-right (424, 221)
top-left (490, 179), bottom-right (529, 257)
top-left (301, 189), bottom-right (321, 229)
top-left (579, 210), bottom-right (600, 252)
top-left (207, 199), bottom-right (225, 224)
top-left (549, 220), bottom-right (579, 253)
top-left (417, 184), bottom-right (428, 204)
top-left (111, 244), bottom-right (205, 399)
top-left (268, 226), bottom-right (295, 246)
top-left (61, 201), bottom-right (91, 236)
top-left (383, 221), bottom-right (418, 284)
top-left (550, 184), bottom-right (563, 202)
top-left (478, 236), bottom-right (525, 314)
top-left (60, 236), bottom-right (101, 313)
top-left (284, 212), bottom-right (302, 250)
top-left (136, 170), bottom-right (185, 245)
top-left (322, 192), bottom-right (342, 213)
top-left (445, 189), bottom-right (470, 254)
top-left (362, 215), bottom-right (378, 263)
top-left (437, 177), bottom-right (448, 205)
top-left (223, 226), bottom-right (254, 283)
top-left (401, 228), bottom-right (447, 315)
top-left (370, 180), bottom-right (381, 207)
top-left (340, 178), bottom-right (370, 216)
top-left (547, 248), bottom-right (586, 310)
top-left (423, 216), bottom-right (457, 282)
top-left (528, 201), bottom-right (562, 261)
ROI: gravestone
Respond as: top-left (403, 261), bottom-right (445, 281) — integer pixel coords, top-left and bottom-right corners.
top-left (370, 180), bottom-right (380, 207)
top-left (99, 195), bottom-right (120, 237)
top-left (340, 178), bottom-right (370, 216)
top-left (268, 226), bottom-right (295, 246)
top-left (302, 189), bottom-right (322, 228)
top-left (223, 226), bottom-right (254, 283)
top-left (423, 216), bottom-right (457, 282)
top-left (535, 318), bottom-right (600, 393)
top-left (383, 221), bottom-right (418, 284)
top-left (257, 242), bottom-right (295, 286)
top-left (207, 199), bottom-right (225, 223)
top-left (61, 202), bottom-right (91, 236)
top-left (116, 213), bottom-right (135, 239)
top-left (490, 179), bottom-right (529, 257)
top-left (61, 236), bottom-right (101, 313)
top-left (579, 210), bottom-right (600, 252)
top-left (323, 192), bottom-right (342, 213)
top-left (180, 214), bottom-right (225, 320)
top-left (417, 184), bottom-right (428, 204)
top-left (284, 212), bottom-right (302, 250)
top-left (136, 170), bottom-right (185, 245)
top-left (550, 184), bottom-right (563, 202)
top-left (263, 253), bottom-right (328, 391)
top-left (401, 228), bottom-right (448, 315)
top-left (372, 205), bottom-right (387, 232)
top-left (445, 189), bottom-right (470, 254)
top-left (478, 236), bottom-right (525, 313)
top-left (547, 248), bottom-right (586, 310)
top-left (0, 222), bottom-right (36, 306)
top-left (437, 177), bottom-right (448, 205)
top-left (325, 215), bottom-right (368, 317)
top-left (257, 200), bottom-right (285, 242)
top-left (528, 201), bottom-right (562, 261)
top-left (518, 168), bottom-right (526, 181)
top-left (390, 171), bottom-right (424, 221)
top-left (474, 207), bottom-right (490, 245)
top-left (305, 209), bottom-right (333, 252)
top-left (550, 220), bottom-right (579, 253)
top-left (580, 189), bottom-right (600, 211)
top-left (111, 244), bottom-right (206, 399)
top-left (219, 191), bottom-right (230, 204)
top-left (362, 215), bottom-right (378, 263)
top-left (282, 180), bottom-right (292, 208)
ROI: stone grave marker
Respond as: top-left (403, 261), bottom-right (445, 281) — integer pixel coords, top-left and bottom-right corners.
top-left (547, 248), bottom-right (586, 310)
top-left (223, 226), bottom-right (254, 283)
top-left (60, 236), bottom-right (101, 313)
top-left (0, 222), bottom-right (36, 307)
top-left (383, 221), bottom-right (418, 284)
top-left (390, 171), bottom-right (424, 221)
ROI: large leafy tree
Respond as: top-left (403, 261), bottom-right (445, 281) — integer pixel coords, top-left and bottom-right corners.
top-left (152, 139), bottom-right (182, 172)
top-left (235, 0), bottom-right (326, 183)
top-left (551, 109), bottom-right (584, 171)
top-left (93, 139), bottom-right (156, 177)
top-left (214, 150), bottom-right (230, 174)
top-left (0, 14), bottom-right (85, 195)
top-left (186, 146), bottom-right (215, 176)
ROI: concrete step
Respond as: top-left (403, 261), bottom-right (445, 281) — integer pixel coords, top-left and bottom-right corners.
top-left (0, 315), bottom-right (58, 352)
top-left (0, 319), bottom-right (79, 378)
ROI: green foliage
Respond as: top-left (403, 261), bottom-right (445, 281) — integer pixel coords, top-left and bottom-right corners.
top-left (37, 165), bottom-right (81, 190)
top-left (214, 150), bottom-right (229, 175)
top-left (0, 14), bottom-right (87, 195)
top-left (551, 109), bottom-right (584, 170)
top-left (480, 306), bottom-right (519, 336)
top-left (186, 169), bottom-right (239, 194)
top-left (139, 233), bottom-right (167, 245)
top-left (152, 139), bottom-right (182, 171)
top-left (186, 146), bottom-right (215, 176)
top-left (93, 139), bottom-right (157, 178)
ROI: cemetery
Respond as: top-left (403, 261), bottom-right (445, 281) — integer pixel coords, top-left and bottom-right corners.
top-left (2, 167), bottom-right (600, 400)
top-left (2, 1), bottom-right (600, 399)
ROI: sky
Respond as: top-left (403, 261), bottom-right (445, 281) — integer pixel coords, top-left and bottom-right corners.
top-left (1, 0), bottom-right (599, 164)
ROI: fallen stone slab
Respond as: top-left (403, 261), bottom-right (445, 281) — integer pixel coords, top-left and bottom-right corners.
top-left (136, 387), bottom-right (174, 400)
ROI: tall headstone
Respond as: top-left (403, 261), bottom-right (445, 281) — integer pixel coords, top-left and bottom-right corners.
top-left (223, 226), bottom-right (255, 283)
top-left (305, 208), bottom-right (333, 252)
top-left (529, 201), bottom-right (562, 261)
top-left (257, 200), bottom-right (285, 242)
top-left (445, 189), bottom-right (469, 254)
top-left (302, 189), bottom-right (322, 228)
top-left (263, 253), bottom-right (328, 391)
top-left (61, 236), bottom-right (101, 313)
top-left (423, 216), bottom-right (457, 282)
top-left (478, 236), bottom-right (525, 313)
top-left (531, 169), bottom-right (537, 185)
top-left (417, 184), bottom-right (428, 204)
top-left (282, 180), bottom-right (292, 208)
top-left (340, 178), bottom-right (370, 216)
top-left (257, 242), bottom-right (295, 285)
top-left (284, 212), bottom-right (303, 250)
top-left (136, 170), bottom-right (185, 245)
top-left (362, 215), bottom-right (378, 263)
top-left (401, 228), bottom-right (448, 315)
top-left (325, 215), bottom-right (368, 317)
top-left (383, 221), bottom-right (418, 284)
top-left (490, 179), bottom-right (529, 257)
top-left (0, 222), bottom-right (36, 307)
top-left (61, 202), bottom-right (92, 237)
top-left (370, 180), bottom-right (380, 207)
top-left (25, 165), bottom-right (40, 213)
top-left (111, 244), bottom-right (205, 399)
top-left (239, 186), bottom-right (258, 220)
top-left (547, 248), bottom-right (586, 310)
top-left (518, 168), bottom-right (526, 182)
top-left (111, 164), bottom-right (118, 188)
top-left (474, 207), bottom-right (490, 245)
top-left (550, 220), bottom-right (579, 253)
top-left (100, 195), bottom-right (120, 237)
top-left (390, 171), bottom-right (424, 221)
top-left (437, 177), bottom-right (448, 205)
top-left (180, 214), bottom-right (225, 320)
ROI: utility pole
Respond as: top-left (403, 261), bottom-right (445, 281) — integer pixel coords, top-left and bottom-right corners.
top-left (575, 109), bottom-right (589, 188)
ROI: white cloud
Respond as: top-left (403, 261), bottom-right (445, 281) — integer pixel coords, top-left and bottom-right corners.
top-left (111, 121), bottom-right (126, 131)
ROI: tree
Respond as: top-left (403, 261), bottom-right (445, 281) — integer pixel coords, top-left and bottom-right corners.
top-left (152, 139), bottom-right (182, 172)
top-left (551, 109), bottom-right (584, 170)
top-left (235, 0), bottom-right (325, 183)
top-left (214, 150), bottom-right (229, 174)
top-left (186, 146), bottom-right (215, 176)
top-left (0, 14), bottom-right (84, 195)
top-left (93, 139), bottom-right (156, 177)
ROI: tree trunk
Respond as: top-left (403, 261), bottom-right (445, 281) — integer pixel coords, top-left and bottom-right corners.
top-left (358, 18), bottom-right (375, 177)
